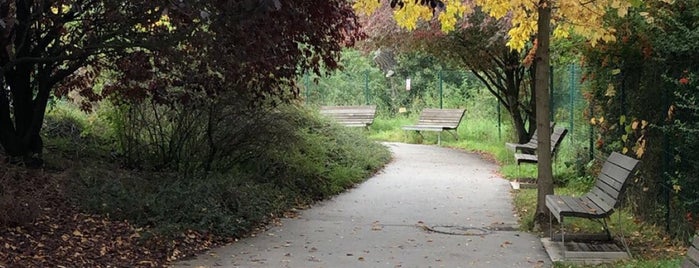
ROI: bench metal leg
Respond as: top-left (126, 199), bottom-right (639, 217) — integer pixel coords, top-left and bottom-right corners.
top-left (561, 217), bottom-right (565, 246)
top-left (410, 131), bottom-right (424, 142)
top-left (446, 130), bottom-right (459, 140)
top-left (549, 211), bottom-right (553, 239)
top-left (601, 218), bottom-right (611, 240)
top-left (617, 211), bottom-right (632, 257)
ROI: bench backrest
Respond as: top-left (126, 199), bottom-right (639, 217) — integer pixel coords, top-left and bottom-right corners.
top-left (550, 127), bottom-right (568, 156)
top-left (585, 152), bottom-right (640, 213)
top-left (319, 105), bottom-right (376, 127)
top-left (415, 108), bottom-right (465, 129)
top-left (683, 236), bottom-right (699, 268)
top-left (529, 122), bottom-right (556, 143)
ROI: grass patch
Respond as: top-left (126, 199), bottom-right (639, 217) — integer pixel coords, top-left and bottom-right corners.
top-left (367, 115), bottom-right (415, 142)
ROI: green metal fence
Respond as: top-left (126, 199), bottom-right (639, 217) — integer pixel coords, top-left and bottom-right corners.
top-left (303, 64), bottom-right (594, 153)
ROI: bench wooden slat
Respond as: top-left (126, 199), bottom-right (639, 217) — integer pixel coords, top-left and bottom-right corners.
top-left (319, 105), bottom-right (376, 128)
top-left (402, 126), bottom-right (444, 131)
top-left (545, 196), bottom-right (566, 222)
top-left (547, 195), bottom-right (606, 222)
top-left (597, 172), bottom-right (624, 192)
top-left (416, 118), bottom-right (462, 122)
top-left (607, 151), bottom-right (640, 171)
top-left (583, 194), bottom-right (614, 216)
top-left (588, 187), bottom-right (617, 212)
top-left (550, 127), bottom-right (568, 154)
top-left (414, 110), bottom-right (465, 128)
top-left (683, 237), bottom-right (699, 268)
top-left (402, 108), bottom-right (466, 142)
top-left (600, 162), bottom-right (632, 185)
top-left (403, 108), bottom-right (466, 144)
top-left (561, 196), bottom-right (596, 215)
top-left (514, 127), bottom-right (568, 165)
top-left (413, 119), bottom-right (461, 123)
top-left (514, 153), bottom-right (538, 164)
top-left (593, 178), bottom-right (622, 202)
top-left (505, 122), bottom-right (556, 152)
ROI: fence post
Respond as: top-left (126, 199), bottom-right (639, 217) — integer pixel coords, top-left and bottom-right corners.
top-left (662, 76), bottom-right (671, 232)
top-left (497, 99), bottom-right (502, 140)
top-left (589, 100), bottom-right (594, 161)
top-left (550, 65), bottom-right (554, 122)
top-left (570, 64), bottom-right (576, 141)
top-left (439, 70), bottom-right (443, 109)
top-left (364, 70), bottom-right (370, 105)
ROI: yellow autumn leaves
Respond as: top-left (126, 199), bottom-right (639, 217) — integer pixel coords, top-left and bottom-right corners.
top-left (590, 115), bottom-right (648, 158)
top-left (438, 2), bottom-right (469, 32)
top-left (353, 0), bottom-right (639, 52)
top-left (354, 0), bottom-right (469, 32)
top-left (392, 2), bottom-right (433, 30)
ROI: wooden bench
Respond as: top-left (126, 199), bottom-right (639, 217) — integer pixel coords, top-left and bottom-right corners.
top-left (514, 127), bottom-right (568, 165)
top-left (506, 122), bottom-right (556, 153)
top-left (402, 108), bottom-right (466, 145)
top-left (545, 152), bottom-right (640, 247)
top-left (683, 236), bottom-right (699, 268)
top-left (319, 105), bottom-right (377, 128)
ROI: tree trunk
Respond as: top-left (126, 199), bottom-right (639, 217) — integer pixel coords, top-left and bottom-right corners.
top-left (533, 1), bottom-right (554, 230)
top-left (472, 49), bottom-right (535, 144)
top-left (504, 49), bottom-right (534, 144)
top-left (528, 62), bottom-right (538, 136)
top-left (508, 103), bottom-right (530, 144)
top-left (1, 65), bottom-right (47, 167)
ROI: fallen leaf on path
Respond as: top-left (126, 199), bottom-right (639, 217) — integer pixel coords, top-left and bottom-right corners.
top-left (501, 241), bottom-right (512, 247)
top-left (371, 221), bottom-right (382, 231)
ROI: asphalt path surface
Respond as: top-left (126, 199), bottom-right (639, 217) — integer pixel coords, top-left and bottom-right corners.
top-left (173, 142), bottom-right (551, 268)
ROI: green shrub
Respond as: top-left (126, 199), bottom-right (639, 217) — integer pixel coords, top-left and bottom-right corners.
top-left (68, 168), bottom-right (289, 236)
top-left (67, 101), bottom-right (391, 237)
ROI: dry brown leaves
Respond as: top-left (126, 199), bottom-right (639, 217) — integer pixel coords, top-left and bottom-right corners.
top-left (0, 166), bottom-right (227, 268)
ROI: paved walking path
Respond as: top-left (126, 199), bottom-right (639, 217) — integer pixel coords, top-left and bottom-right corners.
top-left (173, 143), bottom-right (550, 268)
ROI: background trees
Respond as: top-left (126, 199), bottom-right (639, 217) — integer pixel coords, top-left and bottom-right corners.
top-left (1, 1), bottom-right (183, 165)
top-left (360, 4), bottom-right (537, 144)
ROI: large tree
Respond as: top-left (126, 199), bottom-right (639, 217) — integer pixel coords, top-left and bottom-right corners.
top-left (0, 1), bottom-right (195, 165)
top-left (0, 0), bottom-right (362, 166)
top-left (355, 0), bottom-right (636, 227)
